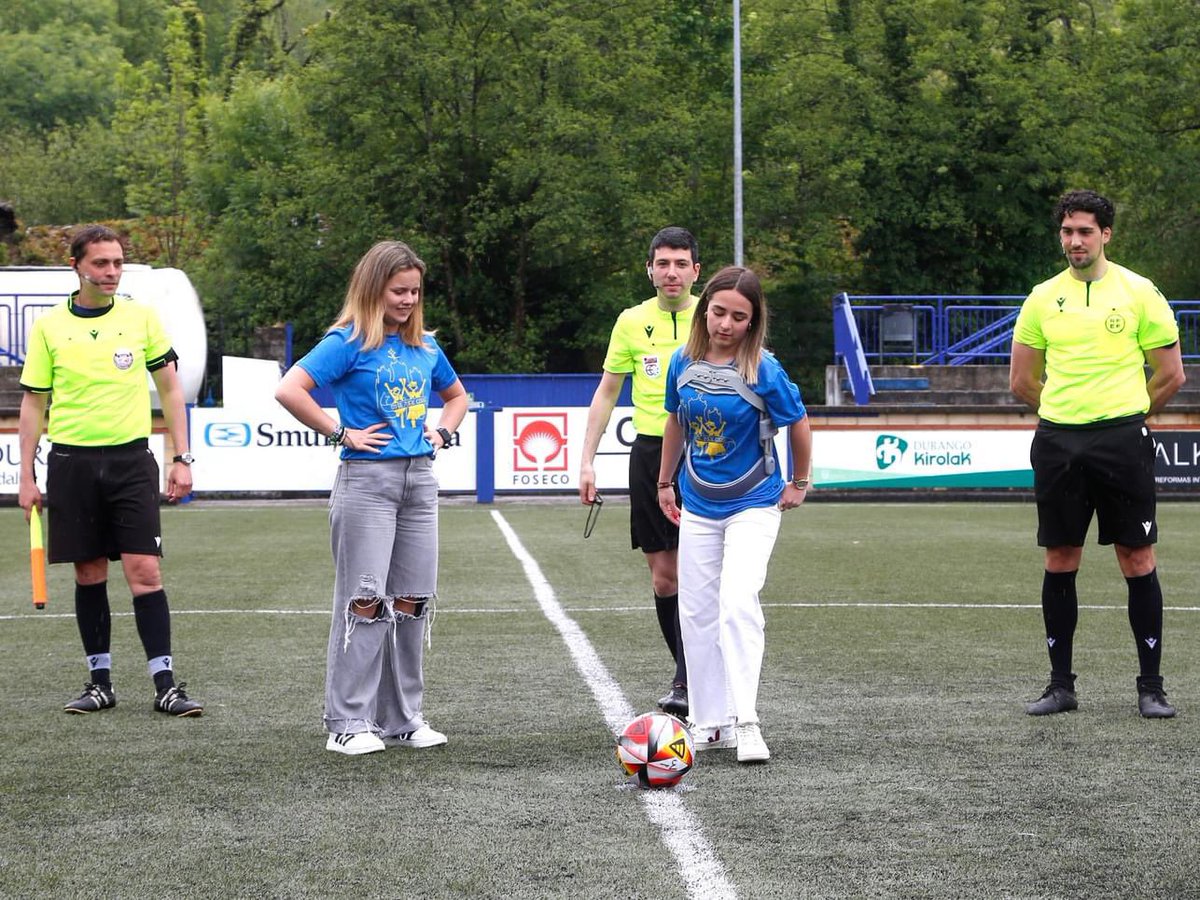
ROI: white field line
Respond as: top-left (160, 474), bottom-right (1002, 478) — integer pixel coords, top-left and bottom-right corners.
top-left (489, 509), bottom-right (738, 900)
top-left (9, 602), bottom-right (1200, 623)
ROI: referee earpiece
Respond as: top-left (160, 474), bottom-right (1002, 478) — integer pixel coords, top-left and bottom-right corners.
top-left (75, 266), bottom-right (102, 287)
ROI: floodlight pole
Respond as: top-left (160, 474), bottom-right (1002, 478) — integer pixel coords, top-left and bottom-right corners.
top-left (732, 0), bottom-right (744, 266)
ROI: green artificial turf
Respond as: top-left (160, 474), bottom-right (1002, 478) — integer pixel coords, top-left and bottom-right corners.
top-left (1, 500), bottom-right (1198, 898)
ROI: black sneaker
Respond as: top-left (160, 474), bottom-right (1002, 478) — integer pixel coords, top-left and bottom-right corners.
top-left (1025, 684), bottom-right (1077, 716)
top-left (1137, 677), bottom-right (1176, 719)
top-left (64, 682), bottom-right (117, 714)
top-left (154, 682), bottom-right (204, 717)
top-left (656, 682), bottom-right (688, 718)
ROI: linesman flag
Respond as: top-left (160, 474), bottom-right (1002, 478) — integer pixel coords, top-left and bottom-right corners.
top-left (30, 506), bottom-right (47, 610)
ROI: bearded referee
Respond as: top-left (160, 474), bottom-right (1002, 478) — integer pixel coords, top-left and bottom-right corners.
top-left (1010, 190), bottom-right (1185, 718)
top-left (579, 227), bottom-right (699, 718)
top-left (17, 225), bottom-right (203, 717)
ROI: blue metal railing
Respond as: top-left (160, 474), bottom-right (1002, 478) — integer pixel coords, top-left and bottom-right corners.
top-left (839, 294), bottom-right (1200, 365)
top-left (940, 307), bottom-right (1020, 365)
top-left (832, 292), bottom-right (874, 404)
top-left (1, 295), bottom-right (59, 365)
top-left (0, 295), bottom-right (18, 364)
top-left (1173, 303), bottom-right (1200, 359)
top-left (838, 294), bottom-right (1020, 365)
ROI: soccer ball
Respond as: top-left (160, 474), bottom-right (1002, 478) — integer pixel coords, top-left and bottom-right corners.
top-left (616, 712), bottom-right (695, 788)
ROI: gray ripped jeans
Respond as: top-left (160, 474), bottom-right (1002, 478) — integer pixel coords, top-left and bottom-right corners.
top-left (325, 456), bottom-right (438, 736)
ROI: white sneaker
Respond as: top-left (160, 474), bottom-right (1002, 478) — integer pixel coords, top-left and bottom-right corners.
top-left (387, 724), bottom-right (447, 748)
top-left (735, 723), bottom-right (770, 763)
top-left (692, 724), bottom-right (736, 751)
top-left (326, 731), bottom-right (385, 755)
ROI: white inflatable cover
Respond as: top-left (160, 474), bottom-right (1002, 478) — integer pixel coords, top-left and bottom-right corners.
top-left (0, 265), bottom-right (207, 405)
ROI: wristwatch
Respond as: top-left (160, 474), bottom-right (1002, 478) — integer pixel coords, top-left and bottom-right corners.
top-left (172, 452), bottom-right (194, 465)
top-left (436, 427), bottom-right (453, 448)
top-left (791, 477), bottom-right (809, 489)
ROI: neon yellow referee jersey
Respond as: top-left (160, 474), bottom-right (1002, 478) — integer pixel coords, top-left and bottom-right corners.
top-left (1013, 262), bottom-right (1179, 424)
top-left (602, 296), bottom-right (696, 437)
top-left (20, 294), bottom-right (176, 446)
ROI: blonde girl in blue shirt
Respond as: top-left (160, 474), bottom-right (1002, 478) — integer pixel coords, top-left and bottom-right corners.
top-left (277, 240), bottom-right (468, 755)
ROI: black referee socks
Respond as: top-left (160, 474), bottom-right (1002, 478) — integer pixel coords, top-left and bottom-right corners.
top-left (132, 589), bottom-right (174, 691)
top-left (1126, 569), bottom-right (1164, 677)
top-left (653, 593), bottom-right (687, 684)
top-left (1041, 569), bottom-right (1078, 683)
top-left (75, 580), bottom-right (112, 685)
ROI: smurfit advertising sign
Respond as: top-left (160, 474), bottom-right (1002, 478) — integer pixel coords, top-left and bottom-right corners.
top-left (187, 357), bottom-right (475, 492)
top-left (189, 409), bottom-right (475, 492)
top-left (813, 430), bottom-right (1035, 489)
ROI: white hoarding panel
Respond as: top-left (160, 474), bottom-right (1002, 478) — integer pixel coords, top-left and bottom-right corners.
top-left (813, 429), bottom-right (1034, 489)
top-left (1, 435), bottom-right (167, 494)
top-left (190, 406), bottom-right (475, 492)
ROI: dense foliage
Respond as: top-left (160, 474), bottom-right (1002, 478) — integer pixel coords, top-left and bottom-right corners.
top-left (2, 0), bottom-right (1197, 397)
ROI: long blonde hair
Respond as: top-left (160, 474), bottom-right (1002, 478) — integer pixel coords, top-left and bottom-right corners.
top-left (683, 266), bottom-right (769, 384)
top-left (330, 240), bottom-right (429, 350)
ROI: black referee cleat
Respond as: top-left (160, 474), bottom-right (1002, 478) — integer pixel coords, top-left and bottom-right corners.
top-left (64, 682), bottom-right (117, 713)
top-left (657, 682), bottom-right (689, 718)
top-left (1025, 684), bottom-right (1078, 716)
top-left (1137, 677), bottom-right (1176, 719)
top-left (154, 682), bottom-right (204, 717)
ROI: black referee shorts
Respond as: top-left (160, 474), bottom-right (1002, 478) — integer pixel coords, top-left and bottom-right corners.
top-left (1031, 416), bottom-right (1158, 548)
top-left (628, 434), bottom-right (680, 554)
top-left (45, 439), bottom-right (164, 563)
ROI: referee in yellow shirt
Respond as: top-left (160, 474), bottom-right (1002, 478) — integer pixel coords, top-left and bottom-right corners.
top-left (579, 227), bottom-right (699, 718)
top-left (18, 225), bottom-right (203, 717)
top-left (1011, 190), bottom-right (1185, 718)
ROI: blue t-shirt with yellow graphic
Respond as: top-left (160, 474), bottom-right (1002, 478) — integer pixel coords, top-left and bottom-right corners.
top-left (298, 327), bottom-right (458, 460)
top-left (664, 350), bottom-right (807, 520)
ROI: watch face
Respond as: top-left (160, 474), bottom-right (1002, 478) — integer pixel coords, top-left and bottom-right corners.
top-left (176, 453), bottom-right (194, 464)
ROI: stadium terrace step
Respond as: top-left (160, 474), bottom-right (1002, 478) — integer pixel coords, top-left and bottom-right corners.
top-left (841, 377), bottom-right (930, 392)
top-left (0, 367), bottom-right (21, 412)
top-left (828, 363), bottom-right (1200, 409)
top-left (830, 365), bottom-right (1008, 407)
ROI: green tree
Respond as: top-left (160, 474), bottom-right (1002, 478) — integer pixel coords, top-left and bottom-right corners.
top-left (199, 0), bottom-right (733, 373)
top-left (837, 0), bottom-right (1102, 294)
top-left (733, 1), bottom-right (870, 389)
top-left (111, 3), bottom-right (210, 266)
top-left (12, 0), bottom-right (1196, 398)
top-left (0, 124), bottom-right (128, 224)
top-left (191, 72), bottom-right (346, 356)
top-left (1094, 0), bottom-right (1200, 298)
top-left (0, 23), bottom-right (125, 131)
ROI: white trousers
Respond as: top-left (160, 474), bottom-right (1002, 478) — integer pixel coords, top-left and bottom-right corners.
top-left (678, 504), bottom-right (781, 730)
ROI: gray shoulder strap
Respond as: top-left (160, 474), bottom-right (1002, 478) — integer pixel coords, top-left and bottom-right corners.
top-left (677, 361), bottom-right (766, 412)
